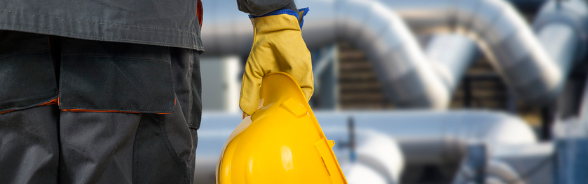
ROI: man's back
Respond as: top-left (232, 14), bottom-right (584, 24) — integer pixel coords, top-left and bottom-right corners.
top-left (0, 0), bottom-right (204, 50)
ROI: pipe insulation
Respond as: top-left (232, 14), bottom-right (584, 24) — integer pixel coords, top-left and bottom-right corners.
top-left (195, 110), bottom-right (537, 172)
top-left (317, 110), bottom-right (537, 164)
top-left (201, 0), bottom-right (588, 108)
top-left (201, 0), bottom-right (479, 109)
top-left (533, 0), bottom-right (588, 82)
top-left (194, 112), bottom-right (408, 184)
top-left (382, 0), bottom-right (588, 105)
top-left (334, 0), bottom-right (455, 108)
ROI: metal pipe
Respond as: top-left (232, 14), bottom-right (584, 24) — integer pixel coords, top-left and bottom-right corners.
top-left (533, 0), bottom-right (588, 101)
top-left (334, 0), bottom-right (451, 108)
top-left (196, 110), bottom-right (537, 170)
top-left (201, 0), bottom-right (588, 108)
top-left (202, 0), bottom-right (481, 109)
top-left (194, 112), bottom-right (407, 184)
top-left (381, 0), bottom-right (588, 106)
top-left (317, 111), bottom-right (537, 164)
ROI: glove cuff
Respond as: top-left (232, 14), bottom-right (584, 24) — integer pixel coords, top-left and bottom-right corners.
top-left (249, 8), bottom-right (309, 29)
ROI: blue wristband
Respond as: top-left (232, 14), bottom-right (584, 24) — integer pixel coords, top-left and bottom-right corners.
top-left (249, 7), bottom-right (310, 28)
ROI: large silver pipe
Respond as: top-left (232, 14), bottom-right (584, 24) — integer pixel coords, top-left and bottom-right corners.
top-left (199, 0), bottom-right (547, 55)
top-left (202, 0), bottom-right (588, 108)
top-left (195, 110), bottom-right (537, 172)
top-left (534, 0), bottom-right (588, 133)
top-left (333, 0), bottom-right (451, 108)
top-left (382, 0), bottom-right (588, 106)
top-left (533, 0), bottom-right (588, 85)
top-left (202, 0), bottom-right (481, 109)
top-left (317, 110), bottom-right (537, 164)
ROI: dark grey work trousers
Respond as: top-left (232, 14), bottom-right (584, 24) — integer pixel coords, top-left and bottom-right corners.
top-left (0, 31), bottom-right (202, 184)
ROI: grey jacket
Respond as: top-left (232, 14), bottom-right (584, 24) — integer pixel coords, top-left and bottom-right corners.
top-left (0, 0), bottom-right (295, 51)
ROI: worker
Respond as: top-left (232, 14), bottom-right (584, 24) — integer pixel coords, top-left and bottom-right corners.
top-left (0, 0), bottom-right (312, 183)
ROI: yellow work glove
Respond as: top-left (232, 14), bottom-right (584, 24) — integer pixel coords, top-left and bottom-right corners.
top-left (240, 8), bottom-right (314, 115)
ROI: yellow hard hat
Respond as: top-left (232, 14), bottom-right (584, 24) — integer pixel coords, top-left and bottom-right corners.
top-left (216, 72), bottom-right (347, 184)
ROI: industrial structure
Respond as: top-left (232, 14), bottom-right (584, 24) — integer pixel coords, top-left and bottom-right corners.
top-left (196, 0), bottom-right (588, 183)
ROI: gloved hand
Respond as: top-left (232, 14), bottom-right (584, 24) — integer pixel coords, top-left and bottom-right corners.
top-left (240, 8), bottom-right (314, 115)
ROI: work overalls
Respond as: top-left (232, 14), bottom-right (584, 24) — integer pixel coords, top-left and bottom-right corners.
top-left (0, 0), bottom-right (203, 183)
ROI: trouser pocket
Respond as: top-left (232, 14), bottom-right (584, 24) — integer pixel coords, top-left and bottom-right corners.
top-left (0, 31), bottom-right (57, 113)
top-left (133, 105), bottom-right (194, 184)
top-left (58, 37), bottom-right (175, 113)
top-left (128, 47), bottom-right (200, 184)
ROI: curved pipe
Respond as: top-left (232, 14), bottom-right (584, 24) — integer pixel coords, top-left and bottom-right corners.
top-left (195, 111), bottom-right (537, 168)
top-left (202, 0), bottom-right (479, 109)
top-left (194, 112), bottom-right (407, 184)
top-left (382, 0), bottom-right (588, 105)
top-left (203, 0), bottom-right (551, 50)
top-left (333, 0), bottom-right (450, 108)
top-left (317, 110), bottom-right (537, 164)
top-left (533, 0), bottom-right (588, 76)
top-left (202, 0), bottom-right (588, 107)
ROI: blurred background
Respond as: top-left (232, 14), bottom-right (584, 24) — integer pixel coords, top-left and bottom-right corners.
top-left (195, 0), bottom-right (588, 183)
